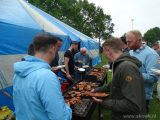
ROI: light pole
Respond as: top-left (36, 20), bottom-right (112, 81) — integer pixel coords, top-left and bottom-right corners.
top-left (131, 19), bottom-right (134, 29)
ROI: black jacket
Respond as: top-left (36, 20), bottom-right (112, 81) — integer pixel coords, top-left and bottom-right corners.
top-left (95, 53), bottom-right (146, 120)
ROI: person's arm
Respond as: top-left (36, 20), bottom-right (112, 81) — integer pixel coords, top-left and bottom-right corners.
top-left (64, 57), bottom-right (72, 80)
top-left (94, 83), bottom-right (111, 93)
top-left (38, 71), bottom-right (72, 120)
top-left (51, 67), bottom-right (60, 72)
top-left (142, 54), bottom-right (158, 83)
top-left (95, 62), bottom-right (144, 113)
top-left (61, 68), bottom-right (67, 74)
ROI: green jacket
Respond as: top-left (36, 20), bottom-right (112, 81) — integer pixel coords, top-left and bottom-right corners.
top-left (95, 53), bottom-right (146, 120)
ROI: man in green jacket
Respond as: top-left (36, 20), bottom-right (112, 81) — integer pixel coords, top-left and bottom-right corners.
top-left (92, 37), bottom-right (146, 120)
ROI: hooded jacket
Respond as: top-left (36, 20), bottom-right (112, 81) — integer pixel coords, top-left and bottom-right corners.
top-left (95, 53), bottom-right (146, 120)
top-left (13, 55), bottom-right (72, 120)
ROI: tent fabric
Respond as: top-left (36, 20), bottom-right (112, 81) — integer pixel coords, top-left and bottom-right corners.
top-left (0, 0), bottom-right (69, 55)
top-left (18, 0), bottom-right (68, 36)
top-left (0, 0), bottom-right (101, 87)
top-left (0, 0), bottom-right (100, 54)
top-left (20, 0), bottom-right (99, 50)
top-left (0, 54), bottom-right (25, 87)
top-left (22, 0), bottom-right (100, 64)
top-left (0, 22), bottom-right (42, 54)
top-left (0, 0), bottom-right (40, 29)
top-left (0, 86), bottom-right (14, 111)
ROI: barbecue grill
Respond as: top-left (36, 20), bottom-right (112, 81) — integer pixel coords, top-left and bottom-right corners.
top-left (63, 68), bottom-right (108, 120)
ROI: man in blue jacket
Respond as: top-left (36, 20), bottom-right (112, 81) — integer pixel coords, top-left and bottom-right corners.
top-left (126, 30), bottom-right (159, 113)
top-left (13, 33), bottom-right (72, 120)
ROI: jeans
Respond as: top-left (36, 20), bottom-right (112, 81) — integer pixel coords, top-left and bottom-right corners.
top-left (157, 79), bottom-right (160, 98)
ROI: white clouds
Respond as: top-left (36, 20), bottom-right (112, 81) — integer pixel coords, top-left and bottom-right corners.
top-left (88, 0), bottom-right (160, 37)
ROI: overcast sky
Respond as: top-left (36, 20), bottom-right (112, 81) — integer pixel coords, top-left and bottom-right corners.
top-left (88, 0), bottom-right (160, 37)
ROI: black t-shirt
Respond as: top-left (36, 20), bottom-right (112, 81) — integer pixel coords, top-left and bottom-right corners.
top-left (72, 49), bottom-right (79, 56)
top-left (64, 50), bottom-right (75, 75)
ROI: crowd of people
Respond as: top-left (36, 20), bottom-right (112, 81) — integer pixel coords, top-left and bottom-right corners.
top-left (13, 33), bottom-right (92, 120)
top-left (12, 30), bottom-right (160, 120)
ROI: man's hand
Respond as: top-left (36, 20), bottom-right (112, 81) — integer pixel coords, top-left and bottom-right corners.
top-left (66, 74), bottom-right (73, 80)
top-left (91, 89), bottom-right (95, 92)
top-left (92, 97), bottom-right (103, 103)
top-left (78, 60), bottom-right (82, 63)
top-left (61, 69), bottom-right (66, 74)
top-left (51, 67), bottom-right (59, 72)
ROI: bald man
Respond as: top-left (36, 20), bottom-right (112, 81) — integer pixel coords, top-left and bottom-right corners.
top-left (74, 47), bottom-right (90, 68)
top-left (126, 30), bottom-right (159, 113)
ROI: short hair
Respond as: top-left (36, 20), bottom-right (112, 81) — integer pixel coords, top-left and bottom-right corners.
top-left (127, 30), bottom-right (142, 39)
top-left (80, 47), bottom-right (87, 51)
top-left (55, 37), bottom-right (63, 42)
top-left (28, 43), bottom-right (34, 55)
top-left (33, 33), bottom-right (57, 52)
top-left (102, 37), bottom-right (123, 52)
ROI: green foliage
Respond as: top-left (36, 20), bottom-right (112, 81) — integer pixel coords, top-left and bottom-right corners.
top-left (77, 0), bottom-right (114, 40)
top-left (143, 27), bottom-right (160, 45)
top-left (28, 0), bottom-right (114, 41)
top-left (95, 54), bottom-right (108, 68)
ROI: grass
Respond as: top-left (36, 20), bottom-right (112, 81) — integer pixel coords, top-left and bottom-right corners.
top-left (95, 54), bottom-right (108, 68)
top-left (90, 54), bottom-right (160, 120)
top-left (148, 83), bottom-right (160, 120)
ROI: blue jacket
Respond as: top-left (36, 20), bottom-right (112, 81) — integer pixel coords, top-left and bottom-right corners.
top-left (74, 52), bottom-right (90, 67)
top-left (130, 45), bottom-right (159, 100)
top-left (13, 55), bottom-right (72, 120)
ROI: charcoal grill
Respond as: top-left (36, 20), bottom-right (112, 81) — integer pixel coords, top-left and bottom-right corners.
top-left (63, 68), bottom-right (108, 120)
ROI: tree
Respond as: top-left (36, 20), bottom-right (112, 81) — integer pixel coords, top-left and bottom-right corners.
top-left (143, 27), bottom-right (160, 45)
top-left (28, 0), bottom-right (114, 41)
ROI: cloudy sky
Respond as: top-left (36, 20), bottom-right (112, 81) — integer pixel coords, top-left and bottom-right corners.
top-left (88, 0), bottom-right (160, 37)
